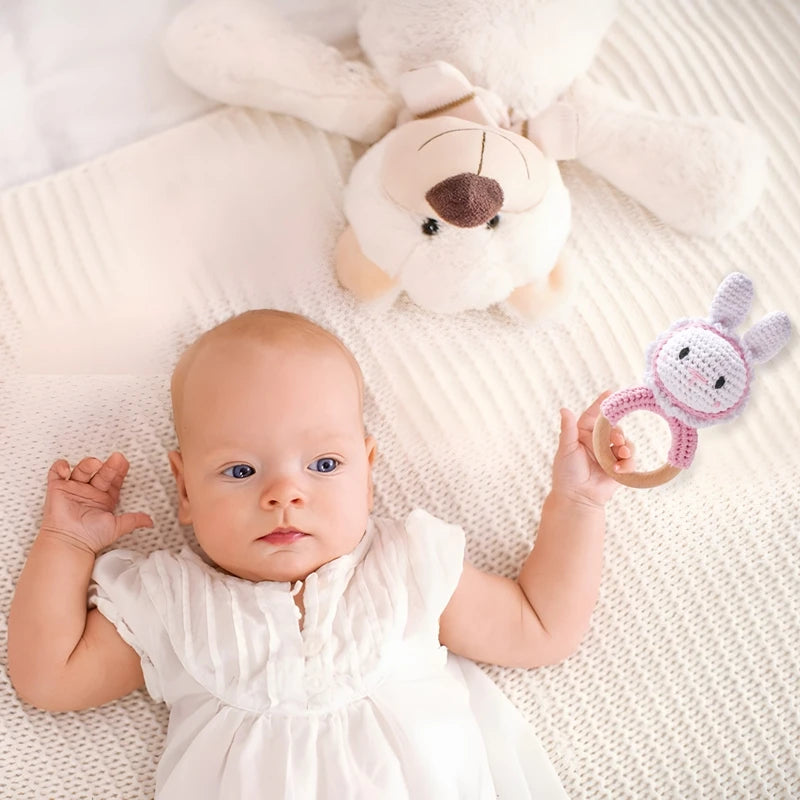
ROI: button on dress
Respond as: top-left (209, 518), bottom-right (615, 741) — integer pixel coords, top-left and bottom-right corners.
top-left (89, 509), bottom-right (568, 799)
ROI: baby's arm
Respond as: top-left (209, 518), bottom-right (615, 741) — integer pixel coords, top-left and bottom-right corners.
top-left (8, 454), bottom-right (153, 711)
top-left (439, 394), bottom-right (631, 668)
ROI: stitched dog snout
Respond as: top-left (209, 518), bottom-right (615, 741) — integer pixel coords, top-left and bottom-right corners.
top-left (425, 173), bottom-right (504, 228)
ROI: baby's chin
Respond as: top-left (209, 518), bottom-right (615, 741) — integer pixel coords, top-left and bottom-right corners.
top-left (203, 547), bottom-right (347, 585)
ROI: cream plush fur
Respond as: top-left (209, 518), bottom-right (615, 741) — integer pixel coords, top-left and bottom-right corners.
top-left (340, 119), bottom-right (571, 314)
top-left (164, 0), bottom-right (767, 317)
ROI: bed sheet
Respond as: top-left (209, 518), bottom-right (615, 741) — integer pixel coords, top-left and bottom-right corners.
top-left (1, 1), bottom-right (799, 799)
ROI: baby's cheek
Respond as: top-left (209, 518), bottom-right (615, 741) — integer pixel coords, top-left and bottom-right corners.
top-left (195, 497), bottom-right (243, 538)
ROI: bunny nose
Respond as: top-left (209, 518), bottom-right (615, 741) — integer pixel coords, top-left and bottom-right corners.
top-left (425, 173), bottom-right (504, 228)
top-left (689, 367), bottom-right (708, 385)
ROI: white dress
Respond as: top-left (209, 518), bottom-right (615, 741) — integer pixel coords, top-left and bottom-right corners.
top-left (89, 509), bottom-right (568, 800)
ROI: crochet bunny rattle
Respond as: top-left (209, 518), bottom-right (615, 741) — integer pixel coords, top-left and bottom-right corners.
top-left (592, 273), bottom-right (791, 488)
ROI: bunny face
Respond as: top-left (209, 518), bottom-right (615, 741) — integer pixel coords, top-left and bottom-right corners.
top-left (642, 272), bottom-right (792, 430)
top-left (647, 321), bottom-right (751, 428)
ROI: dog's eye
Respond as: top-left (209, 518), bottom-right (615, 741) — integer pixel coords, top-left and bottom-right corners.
top-left (487, 215), bottom-right (500, 229)
top-left (421, 218), bottom-right (440, 236)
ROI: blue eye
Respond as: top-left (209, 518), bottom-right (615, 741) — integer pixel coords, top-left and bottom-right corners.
top-left (309, 457), bottom-right (339, 474)
top-left (223, 464), bottom-right (255, 479)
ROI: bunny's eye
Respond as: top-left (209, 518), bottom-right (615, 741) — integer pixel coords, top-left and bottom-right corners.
top-left (487, 215), bottom-right (500, 229)
top-left (679, 347), bottom-right (690, 359)
top-left (714, 376), bottom-right (726, 389)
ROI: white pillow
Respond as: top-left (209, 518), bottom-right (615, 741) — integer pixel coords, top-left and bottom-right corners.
top-left (0, 0), bottom-right (357, 191)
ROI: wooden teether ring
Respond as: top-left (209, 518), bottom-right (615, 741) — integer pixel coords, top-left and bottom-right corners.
top-left (592, 414), bottom-right (683, 489)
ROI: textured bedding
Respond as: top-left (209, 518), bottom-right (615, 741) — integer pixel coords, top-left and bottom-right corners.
top-left (1, 1), bottom-right (799, 798)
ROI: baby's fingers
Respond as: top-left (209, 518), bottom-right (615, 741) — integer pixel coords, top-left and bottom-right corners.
top-left (70, 456), bottom-right (104, 483)
top-left (612, 437), bottom-right (636, 473)
top-left (609, 426), bottom-right (632, 461)
top-left (577, 391), bottom-right (612, 433)
top-left (47, 459), bottom-right (72, 484)
top-left (115, 512), bottom-right (154, 540)
top-left (89, 453), bottom-right (130, 494)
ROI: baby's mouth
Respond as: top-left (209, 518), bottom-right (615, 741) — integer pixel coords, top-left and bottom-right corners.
top-left (258, 527), bottom-right (309, 545)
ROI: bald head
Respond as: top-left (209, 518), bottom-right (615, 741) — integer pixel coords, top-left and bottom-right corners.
top-left (171, 310), bottom-right (364, 445)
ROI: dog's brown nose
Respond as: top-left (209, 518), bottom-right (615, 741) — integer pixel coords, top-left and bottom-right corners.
top-left (425, 173), bottom-right (504, 228)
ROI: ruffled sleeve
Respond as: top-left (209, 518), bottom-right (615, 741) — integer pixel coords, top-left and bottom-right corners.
top-left (90, 546), bottom-right (307, 711)
top-left (404, 509), bottom-right (466, 617)
top-left (88, 548), bottom-right (172, 702)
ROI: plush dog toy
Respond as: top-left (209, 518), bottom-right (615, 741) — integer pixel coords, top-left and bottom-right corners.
top-left (164, 0), bottom-right (767, 318)
top-left (592, 273), bottom-right (791, 488)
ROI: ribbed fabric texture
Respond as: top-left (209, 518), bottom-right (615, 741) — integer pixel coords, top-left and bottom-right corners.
top-left (1, 1), bottom-right (798, 798)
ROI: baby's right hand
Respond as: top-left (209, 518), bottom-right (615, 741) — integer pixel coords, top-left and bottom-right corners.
top-left (40, 452), bottom-right (153, 554)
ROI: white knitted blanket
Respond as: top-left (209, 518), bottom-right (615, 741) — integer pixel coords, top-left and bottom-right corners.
top-left (1, 1), bottom-right (799, 798)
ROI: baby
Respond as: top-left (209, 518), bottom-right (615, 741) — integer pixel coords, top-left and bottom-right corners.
top-left (8, 309), bottom-right (633, 799)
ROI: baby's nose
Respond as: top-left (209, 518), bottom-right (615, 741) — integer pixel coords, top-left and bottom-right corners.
top-left (261, 475), bottom-right (305, 508)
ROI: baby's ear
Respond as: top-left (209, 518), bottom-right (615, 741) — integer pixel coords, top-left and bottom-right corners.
top-left (709, 272), bottom-right (753, 329)
top-left (364, 436), bottom-right (378, 511)
top-left (742, 312), bottom-right (792, 364)
top-left (168, 450), bottom-right (192, 525)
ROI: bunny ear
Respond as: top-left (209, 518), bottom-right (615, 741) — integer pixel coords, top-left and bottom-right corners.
top-left (709, 272), bottom-right (753, 329)
top-left (742, 312), bottom-right (792, 364)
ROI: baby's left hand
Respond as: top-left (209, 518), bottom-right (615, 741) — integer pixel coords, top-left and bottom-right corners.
top-left (551, 392), bottom-right (634, 508)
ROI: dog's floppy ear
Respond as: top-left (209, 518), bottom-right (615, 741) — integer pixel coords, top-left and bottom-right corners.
top-left (523, 102), bottom-right (580, 160)
top-left (335, 226), bottom-right (399, 301)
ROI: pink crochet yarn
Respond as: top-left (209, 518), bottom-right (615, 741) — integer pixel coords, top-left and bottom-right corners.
top-left (601, 387), bottom-right (699, 468)
top-left (601, 272), bottom-right (791, 469)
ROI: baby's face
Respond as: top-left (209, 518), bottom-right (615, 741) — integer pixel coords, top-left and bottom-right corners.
top-left (169, 338), bottom-right (375, 584)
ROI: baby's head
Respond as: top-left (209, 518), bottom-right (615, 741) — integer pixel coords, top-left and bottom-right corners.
top-left (168, 310), bottom-right (376, 584)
